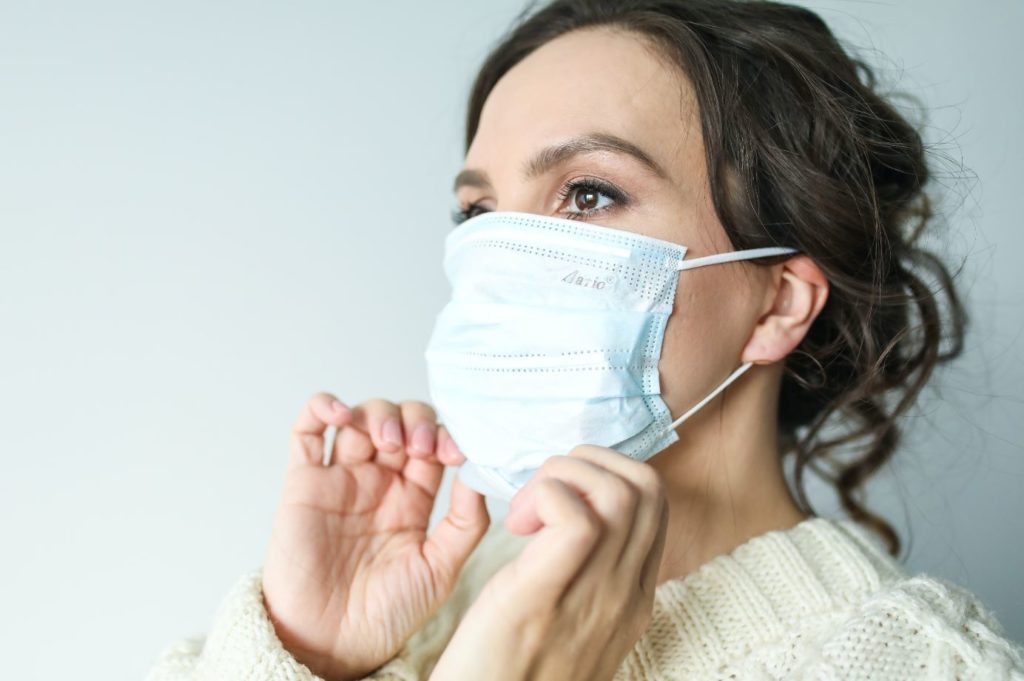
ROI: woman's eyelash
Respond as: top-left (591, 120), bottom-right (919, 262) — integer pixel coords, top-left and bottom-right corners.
top-left (450, 177), bottom-right (628, 226)
top-left (450, 203), bottom-right (488, 226)
top-left (556, 177), bottom-right (628, 221)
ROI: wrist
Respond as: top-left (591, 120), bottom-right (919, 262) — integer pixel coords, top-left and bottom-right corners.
top-left (433, 610), bottom-right (540, 681)
top-left (275, 631), bottom-right (364, 681)
top-left (263, 593), bottom-right (357, 681)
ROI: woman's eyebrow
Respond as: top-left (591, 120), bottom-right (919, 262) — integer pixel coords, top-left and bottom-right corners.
top-left (451, 131), bottom-right (668, 193)
top-left (523, 132), bottom-right (669, 181)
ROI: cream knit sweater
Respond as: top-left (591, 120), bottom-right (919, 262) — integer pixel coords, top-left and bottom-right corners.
top-left (146, 516), bottom-right (1024, 680)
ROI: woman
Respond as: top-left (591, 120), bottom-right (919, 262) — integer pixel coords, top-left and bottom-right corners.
top-left (146, 1), bottom-right (1024, 679)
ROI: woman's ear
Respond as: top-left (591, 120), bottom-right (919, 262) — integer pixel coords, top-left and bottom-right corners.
top-left (740, 255), bottom-right (829, 365)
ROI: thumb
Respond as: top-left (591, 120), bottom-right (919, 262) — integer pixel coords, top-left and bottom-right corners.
top-left (422, 472), bottom-right (490, 589)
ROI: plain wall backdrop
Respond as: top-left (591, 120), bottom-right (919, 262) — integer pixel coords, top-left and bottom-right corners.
top-left (0, 1), bottom-right (1021, 678)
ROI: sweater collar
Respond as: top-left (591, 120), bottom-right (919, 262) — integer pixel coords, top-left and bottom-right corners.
top-left (621, 516), bottom-right (908, 677)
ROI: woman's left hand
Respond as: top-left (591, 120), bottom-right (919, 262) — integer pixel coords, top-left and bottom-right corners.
top-left (428, 445), bottom-right (669, 681)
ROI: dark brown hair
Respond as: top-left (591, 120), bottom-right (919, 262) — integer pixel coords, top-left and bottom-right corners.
top-left (461, 0), bottom-right (967, 557)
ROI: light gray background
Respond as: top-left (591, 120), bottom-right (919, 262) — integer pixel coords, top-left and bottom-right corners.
top-left (0, 1), bottom-right (1020, 679)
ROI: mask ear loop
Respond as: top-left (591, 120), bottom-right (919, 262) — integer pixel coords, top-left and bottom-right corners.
top-left (676, 246), bottom-right (799, 271)
top-left (662, 361), bottom-right (755, 433)
top-left (661, 244), bottom-right (799, 433)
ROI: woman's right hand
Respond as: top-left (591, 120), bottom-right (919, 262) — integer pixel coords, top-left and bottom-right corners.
top-left (261, 393), bottom-right (489, 681)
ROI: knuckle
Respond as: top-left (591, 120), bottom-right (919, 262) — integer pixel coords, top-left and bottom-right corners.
top-left (572, 513), bottom-right (602, 544)
top-left (604, 476), bottom-right (639, 513)
top-left (534, 476), bottom-right (562, 495)
top-left (399, 399), bottom-right (437, 420)
top-left (632, 463), bottom-right (665, 497)
top-left (363, 397), bottom-right (398, 416)
top-left (535, 478), bottom-right (601, 541)
top-left (309, 391), bottom-right (334, 406)
top-left (567, 443), bottom-right (597, 459)
top-left (540, 454), bottom-right (571, 472)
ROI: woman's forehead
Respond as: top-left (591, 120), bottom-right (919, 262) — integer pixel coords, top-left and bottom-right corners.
top-left (466, 26), bottom-right (702, 187)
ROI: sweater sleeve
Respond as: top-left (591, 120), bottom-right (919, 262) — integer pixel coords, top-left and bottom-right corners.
top-left (143, 571), bottom-right (420, 681)
top-left (144, 523), bottom-right (527, 681)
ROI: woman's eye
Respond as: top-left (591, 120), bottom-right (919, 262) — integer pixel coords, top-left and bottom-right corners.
top-left (559, 178), bottom-right (627, 219)
top-left (450, 178), bottom-right (628, 226)
top-left (567, 185), bottom-right (614, 213)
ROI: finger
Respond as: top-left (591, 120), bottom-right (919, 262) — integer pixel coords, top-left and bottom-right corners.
top-left (400, 414), bottom-right (445, 497)
top-left (511, 477), bottom-right (602, 598)
top-left (422, 473), bottom-right (490, 589)
top-left (397, 402), bottom-right (445, 494)
top-left (506, 455), bottom-right (637, 534)
top-left (349, 399), bottom-right (406, 471)
top-left (435, 424), bottom-right (466, 466)
top-left (506, 454), bottom-right (637, 570)
top-left (333, 423), bottom-right (375, 464)
top-left (337, 401), bottom-right (445, 467)
top-left (399, 400), bottom-right (438, 460)
top-left (564, 445), bottom-right (666, 573)
top-left (402, 454), bottom-right (446, 498)
top-left (288, 393), bottom-right (352, 471)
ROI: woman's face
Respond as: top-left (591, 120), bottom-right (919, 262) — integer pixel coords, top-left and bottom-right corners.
top-left (455, 26), bottom-right (778, 426)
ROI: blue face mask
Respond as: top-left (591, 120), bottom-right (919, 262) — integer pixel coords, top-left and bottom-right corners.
top-left (424, 210), bottom-right (798, 501)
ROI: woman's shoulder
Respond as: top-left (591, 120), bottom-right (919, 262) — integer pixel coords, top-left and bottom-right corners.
top-left (618, 516), bottom-right (1024, 680)
top-left (761, 518), bottom-right (1024, 679)
top-left (803, 569), bottom-right (1024, 679)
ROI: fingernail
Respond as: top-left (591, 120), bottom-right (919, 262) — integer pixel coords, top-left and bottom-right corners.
top-left (382, 418), bottom-right (403, 448)
top-left (445, 436), bottom-right (463, 459)
top-left (331, 399), bottom-right (348, 414)
top-left (411, 423), bottom-right (435, 454)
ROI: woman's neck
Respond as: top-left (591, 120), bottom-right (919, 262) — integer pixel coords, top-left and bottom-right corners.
top-left (648, 364), bottom-right (808, 586)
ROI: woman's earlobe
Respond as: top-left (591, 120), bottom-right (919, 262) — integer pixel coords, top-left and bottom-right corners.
top-left (740, 256), bottom-right (829, 365)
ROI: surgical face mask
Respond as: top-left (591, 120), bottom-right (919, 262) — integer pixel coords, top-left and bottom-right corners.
top-left (424, 210), bottom-right (798, 501)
